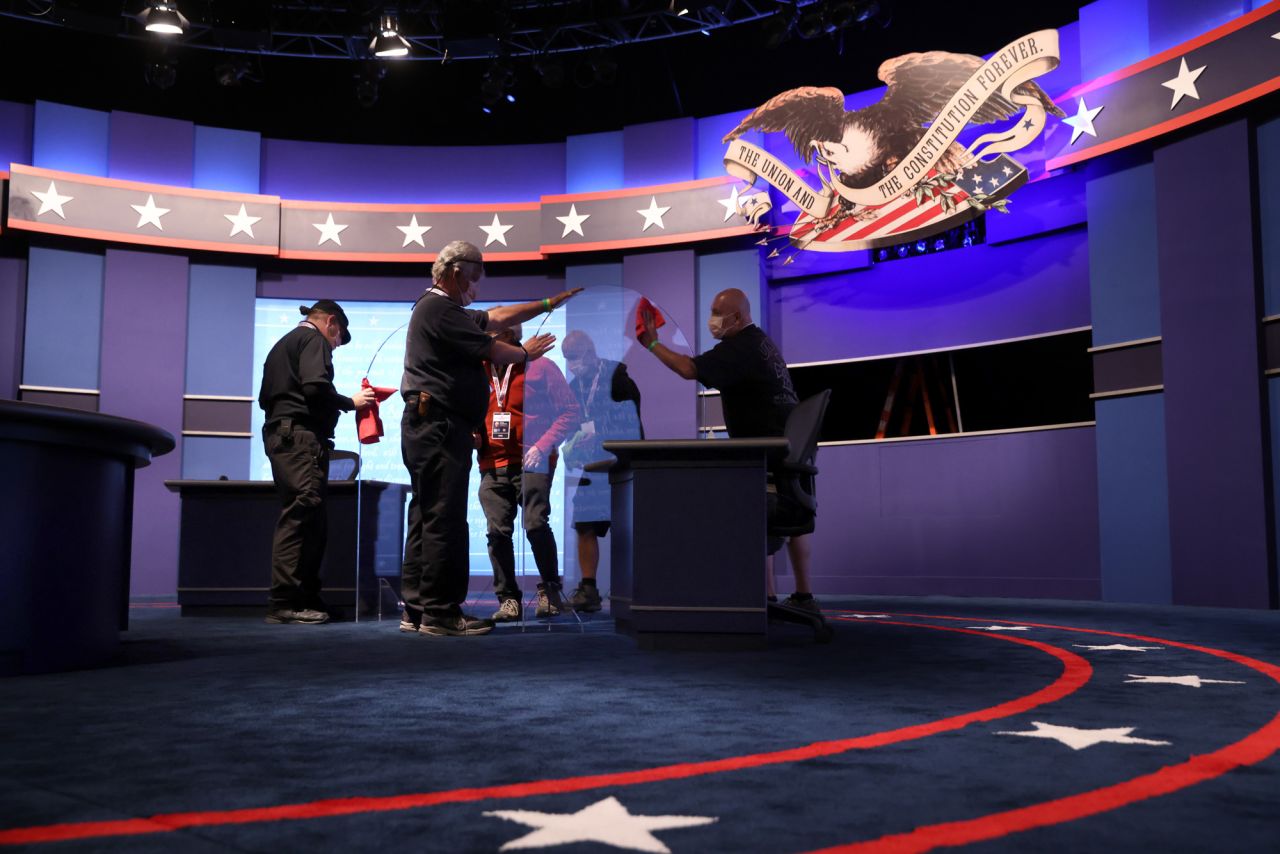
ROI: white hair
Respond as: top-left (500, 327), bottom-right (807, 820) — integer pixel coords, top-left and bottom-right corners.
top-left (432, 240), bottom-right (483, 283)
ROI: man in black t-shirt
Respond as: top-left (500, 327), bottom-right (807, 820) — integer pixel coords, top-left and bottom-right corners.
top-left (258, 300), bottom-right (376, 624)
top-left (398, 240), bottom-right (581, 637)
top-left (638, 288), bottom-right (819, 612)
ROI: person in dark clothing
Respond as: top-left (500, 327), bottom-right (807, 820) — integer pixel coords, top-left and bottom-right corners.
top-left (559, 330), bottom-right (643, 613)
top-left (258, 300), bottom-right (376, 624)
top-left (398, 240), bottom-right (581, 638)
top-left (638, 288), bottom-right (819, 612)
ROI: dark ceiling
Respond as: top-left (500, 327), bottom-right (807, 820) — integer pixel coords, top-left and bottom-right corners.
top-left (0, 1), bottom-right (1092, 147)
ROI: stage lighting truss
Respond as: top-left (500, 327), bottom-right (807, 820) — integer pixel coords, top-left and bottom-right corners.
top-left (0, 1), bottom-right (841, 63)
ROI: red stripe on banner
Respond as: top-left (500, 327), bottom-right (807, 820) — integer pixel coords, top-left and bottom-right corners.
top-left (0, 623), bottom-right (1090, 847)
top-left (805, 614), bottom-right (1280, 854)
top-left (847, 195), bottom-right (925, 240)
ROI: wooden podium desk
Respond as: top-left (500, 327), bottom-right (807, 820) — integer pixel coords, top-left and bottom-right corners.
top-left (164, 479), bottom-right (409, 616)
top-left (599, 438), bottom-right (788, 648)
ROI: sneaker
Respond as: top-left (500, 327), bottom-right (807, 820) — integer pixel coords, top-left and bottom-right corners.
top-left (567, 583), bottom-right (602, 613)
top-left (419, 612), bottom-right (494, 637)
top-left (492, 598), bottom-right (523, 622)
top-left (399, 610), bottom-right (421, 633)
top-left (265, 607), bottom-right (330, 625)
top-left (535, 583), bottom-right (563, 618)
top-left (781, 594), bottom-right (821, 614)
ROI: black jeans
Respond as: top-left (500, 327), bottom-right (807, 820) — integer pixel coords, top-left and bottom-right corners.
top-left (263, 421), bottom-right (330, 610)
top-left (400, 404), bottom-right (475, 619)
top-left (478, 465), bottom-right (559, 600)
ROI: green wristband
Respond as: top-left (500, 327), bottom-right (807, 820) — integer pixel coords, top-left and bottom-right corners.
top-left (647, 339), bottom-right (659, 352)
top-left (541, 297), bottom-right (551, 311)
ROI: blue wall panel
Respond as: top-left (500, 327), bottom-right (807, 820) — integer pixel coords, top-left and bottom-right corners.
top-left (1147, 0), bottom-right (1246, 55)
top-left (695, 248), bottom-right (764, 354)
top-left (623, 118), bottom-right (695, 188)
top-left (986, 170), bottom-right (1087, 245)
top-left (1094, 395), bottom-right (1171, 603)
top-left (1259, 114), bottom-right (1280, 317)
top-left (182, 436), bottom-right (250, 480)
top-left (565, 131), bottom-right (624, 194)
top-left (32, 101), bottom-right (109, 176)
top-left (22, 246), bottom-right (104, 390)
top-left (1085, 152), bottom-right (1161, 346)
top-left (186, 263), bottom-right (257, 397)
top-left (696, 111), bottom-right (757, 180)
top-left (194, 126), bottom-right (262, 194)
top-left (0, 99), bottom-right (33, 168)
top-left (1078, 0), bottom-right (1151, 80)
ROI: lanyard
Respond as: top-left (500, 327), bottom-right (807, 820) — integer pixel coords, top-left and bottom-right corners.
top-left (490, 364), bottom-right (514, 411)
top-left (584, 365), bottom-right (602, 414)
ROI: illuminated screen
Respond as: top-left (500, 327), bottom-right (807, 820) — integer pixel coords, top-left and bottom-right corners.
top-left (251, 297), bottom-right (568, 579)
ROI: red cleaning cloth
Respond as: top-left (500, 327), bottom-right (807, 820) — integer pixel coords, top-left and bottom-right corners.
top-left (356, 378), bottom-right (397, 445)
top-left (635, 296), bottom-right (666, 339)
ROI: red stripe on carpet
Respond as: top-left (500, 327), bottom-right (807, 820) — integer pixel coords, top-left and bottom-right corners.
top-left (0, 622), bottom-right (1089, 846)
top-left (804, 614), bottom-right (1280, 853)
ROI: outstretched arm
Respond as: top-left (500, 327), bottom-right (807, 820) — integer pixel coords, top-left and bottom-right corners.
top-left (637, 308), bottom-right (697, 381)
top-left (486, 288), bottom-right (583, 330)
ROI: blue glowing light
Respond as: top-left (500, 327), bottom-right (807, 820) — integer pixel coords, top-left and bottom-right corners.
top-left (482, 106), bottom-right (492, 114)
top-left (506, 94), bottom-right (516, 103)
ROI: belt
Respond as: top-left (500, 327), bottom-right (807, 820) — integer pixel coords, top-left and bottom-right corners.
top-left (404, 392), bottom-right (475, 426)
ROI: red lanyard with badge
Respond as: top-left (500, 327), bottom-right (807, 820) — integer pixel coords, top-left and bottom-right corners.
top-left (490, 363), bottom-right (515, 440)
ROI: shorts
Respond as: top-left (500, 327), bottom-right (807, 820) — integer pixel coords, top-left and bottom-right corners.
top-left (573, 521), bottom-right (612, 537)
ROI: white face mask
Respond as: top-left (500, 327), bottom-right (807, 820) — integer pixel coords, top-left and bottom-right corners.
top-left (459, 280), bottom-right (477, 307)
top-left (708, 313), bottom-right (736, 340)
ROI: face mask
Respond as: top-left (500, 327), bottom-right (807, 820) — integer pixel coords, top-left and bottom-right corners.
top-left (708, 313), bottom-right (736, 340)
top-left (459, 277), bottom-right (477, 307)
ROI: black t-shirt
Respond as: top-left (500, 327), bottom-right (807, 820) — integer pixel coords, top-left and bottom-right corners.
top-left (693, 324), bottom-right (798, 438)
top-left (399, 290), bottom-right (492, 425)
top-left (258, 322), bottom-right (354, 438)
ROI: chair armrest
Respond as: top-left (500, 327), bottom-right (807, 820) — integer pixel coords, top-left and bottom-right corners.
top-left (777, 461), bottom-right (818, 476)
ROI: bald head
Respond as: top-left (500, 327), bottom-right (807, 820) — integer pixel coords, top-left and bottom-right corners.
top-left (709, 288), bottom-right (752, 340)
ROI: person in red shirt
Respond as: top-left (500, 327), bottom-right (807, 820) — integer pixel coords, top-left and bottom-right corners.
top-left (477, 321), bottom-right (582, 621)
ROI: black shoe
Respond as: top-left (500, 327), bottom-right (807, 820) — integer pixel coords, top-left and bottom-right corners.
top-left (492, 598), bottom-right (523, 622)
top-left (419, 612), bottom-right (495, 637)
top-left (536, 582), bottom-right (563, 618)
top-left (781, 594), bottom-right (821, 614)
top-left (265, 607), bottom-right (330, 624)
top-left (399, 610), bottom-right (421, 633)
top-left (567, 584), bottom-right (602, 613)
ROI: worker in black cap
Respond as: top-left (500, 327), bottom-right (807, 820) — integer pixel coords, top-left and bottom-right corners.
top-left (258, 300), bottom-right (376, 624)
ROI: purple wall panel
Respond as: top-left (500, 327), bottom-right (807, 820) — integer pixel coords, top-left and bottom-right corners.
top-left (99, 249), bottom-right (188, 598)
top-left (258, 269), bottom-right (563, 303)
top-left (108, 111), bottom-right (194, 186)
top-left (260, 139), bottom-right (566, 203)
top-left (1155, 120), bottom-right (1272, 608)
top-left (622, 250), bottom-right (698, 440)
top-left (776, 227), bottom-right (1089, 364)
top-left (0, 255), bottom-right (27, 399)
top-left (0, 99), bottom-right (33, 168)
top-left (808, 427), bottom-right (1101, 599)
top-left (623, 118), bottom-right (696, 188)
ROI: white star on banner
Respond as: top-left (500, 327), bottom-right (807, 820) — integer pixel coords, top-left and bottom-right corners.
top-left (996, 721), bottom-right (1171, 751)
top-left (1074, 643), bottom-right (1164, 652)
top-left (1124, 674), bottom-right (1246, 688)
top-left (1273, 31), bottom-right (1280, 40)
top-left (1162, 56), bottom-right (1206, 109)
top-left (967, 625), bottom-right (1031, 631)
top-left (556, 204), bottom-right (590, 238)
top-left (313, 213), bottom-right (348, 246)
top-left (637, 196), bottom-right (671, 231)
top-left (1001, 165), bottom-right (1013, 176)
top-left (716, 185), bottom-right (741, 222)
top-left (396, 214), bottom-right (432, 247)
top-left (1063, 97), bottom-right (1104, 144)
top-left (31, 181), bottom-right (74, 218)
top-left (971, 177), bottom-right (985, 192)
top-left (224, 204), bottom-right (261, 238)
top-left (988, 176), bottom-right (1000, 187)
top-left (479, 213), bottom-right (514, 247)
top-left (369, 316), bottom-right (380, 326)
top-left (131, 194), bottom-right (170, 230)
top-left (485, 796), bottom-right (717, 853)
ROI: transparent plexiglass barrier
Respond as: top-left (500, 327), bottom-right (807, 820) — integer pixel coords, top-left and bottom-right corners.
top-left (347, 285), bottom-right (696, 625)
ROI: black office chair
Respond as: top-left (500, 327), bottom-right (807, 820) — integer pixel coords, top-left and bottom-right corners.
top-left (767, 389), bottom-right (833, 642)
top-left (328, 450), bottom-right (361, 481)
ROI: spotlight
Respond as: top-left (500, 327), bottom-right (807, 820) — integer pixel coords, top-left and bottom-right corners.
top-left (534, 58), bottom-right (565, 89)
top-left (761, 11), bottom-right (792, 49)
top-left (144, 56), bottom-right (178, 90)
top-left (828, 1), bottom-right (859, 29)
top-left (481, 61), bottom-right (514, 106)
top-left (370, 13), bottom-right (410, 58)
top-left (506, 93), bottom-right (516, 103)
top-left (141, 3), bottom-right (188, 35)
top-left (214, 58), bottom-right (254, 87)
top-left (796, 8), bottom-right (826, 39)
top-left (354, 63), bottom-right (386, 107)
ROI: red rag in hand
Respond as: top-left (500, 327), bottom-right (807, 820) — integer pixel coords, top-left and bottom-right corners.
top-left (356, 378), bottom-right (398, 445)
top-left (634, 296), bottom-right (666, 339)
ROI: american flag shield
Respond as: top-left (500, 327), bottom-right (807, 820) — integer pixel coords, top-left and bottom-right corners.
top-left (788, 153), bottom-right (1028, 252)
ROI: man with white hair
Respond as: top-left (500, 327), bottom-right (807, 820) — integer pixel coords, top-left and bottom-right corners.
top-left (399, 240), bottom-right (581, 637)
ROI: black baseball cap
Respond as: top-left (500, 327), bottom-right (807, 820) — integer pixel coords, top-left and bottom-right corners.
top-left (300, 300), bottom-right (351, 344)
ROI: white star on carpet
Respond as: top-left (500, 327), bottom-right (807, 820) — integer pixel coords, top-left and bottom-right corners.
top-left (1125, 674), bottom-right (1245, 688)
top-left (1074, 643), bottom-right (1163, 651)
top-left (479, 213), bottom-right (514, 246)
top-left (996, 721), bottom-right (1171, 751)
top-left (396, 214), bottom-right (432, 247)
top-left (716, 186), bottom-right (741, 222)
top-left (556, 204), bottom-right (590, 238)
top-left (31, 181), bottom-right (73, 218)
top-left (966, 625), bottom-right (1031, 631)
top-left (1162, 56), bottom-right (1206, 109)
top-left (224, 204), bottom-right (261, 238)
top-left (1063, 97), bottom-right (1104, 144)
top-left (484, 796), bottom-right (717, 853)
top-left (313, 213), bottom-right (348, 246)
top-left (130, 194), bottom-right (170, 230)
top-left (637, 196), bottom-right (671, 231)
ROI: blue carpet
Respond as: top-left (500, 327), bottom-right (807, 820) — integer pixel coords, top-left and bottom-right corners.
top-left (0, 597), bottom-right (1277, 852)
